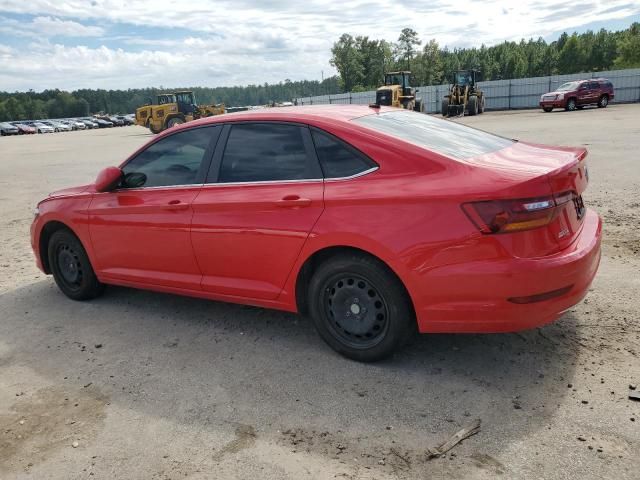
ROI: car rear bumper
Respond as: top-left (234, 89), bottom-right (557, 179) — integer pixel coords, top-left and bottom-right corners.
top-left (416, 209), bottom-right (602, 333)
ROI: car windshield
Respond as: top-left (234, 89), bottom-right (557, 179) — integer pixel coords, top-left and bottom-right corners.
top-left (353, 110), bottom-right (514, 160)
top-left (557, 82), bottom-right (579, 91)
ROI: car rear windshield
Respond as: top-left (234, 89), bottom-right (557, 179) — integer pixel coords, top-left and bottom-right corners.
top-left (353, 110), bottom-right (514, 160)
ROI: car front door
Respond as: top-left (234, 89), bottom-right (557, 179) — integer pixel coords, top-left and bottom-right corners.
top-left (190, 122), bottom-right (324, 300)
top-left (577, 83), bottom-right (590, 105)
top-left (89, 126), bottom-right (221, 290)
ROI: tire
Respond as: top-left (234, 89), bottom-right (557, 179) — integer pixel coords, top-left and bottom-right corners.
top-left (167, 117), bottom-right (185, 128)
top-left (147, 119), bottom-right (162, 134)
top-left (565, 98), bottom-right (577, 111)
top-left (48, 229), bottom-right (104, 301)
top-left (543, 107), bottom-right (553, 112)
top-left (413, 99), bottom-right (424, 113)
top-left (308, 253), bottom-right (415, 362)
top-left (468, 96), bottom-right (478, 116)
top-left (478, 95), bottom-right (485, 114)
top-left (441, 98), bottom-right (449, 116)
top-left (597, 95), bottom-right (609, 108)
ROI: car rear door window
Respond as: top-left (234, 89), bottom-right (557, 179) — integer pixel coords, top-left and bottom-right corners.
top-left (122, 126), bottom-right (218, 188)
top-left (310, 129), bottom-right (377, 178)
top-left (589, 82), bottom-right (600, 89)
top-left (217, 123), bottom-right (315, 182)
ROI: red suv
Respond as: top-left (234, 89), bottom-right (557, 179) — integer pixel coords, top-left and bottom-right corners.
top-left (540, 78), bottom-right (614, 112)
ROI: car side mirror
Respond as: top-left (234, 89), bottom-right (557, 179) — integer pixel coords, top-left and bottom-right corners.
top-left (123, 172), bottom-right (147, 188)
top-left (95, 166), bottom-right (123, 192)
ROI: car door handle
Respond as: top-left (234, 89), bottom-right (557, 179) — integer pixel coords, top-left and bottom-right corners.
top-left (163, 200), bottom-right (190, 211)
top-left (275, 195), bottom-right (312, 208)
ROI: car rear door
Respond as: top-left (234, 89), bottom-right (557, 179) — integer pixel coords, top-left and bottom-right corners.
top-left (190, 122), bottom-right (324, 300)
top-left (89, 126), bottom-right (221, 290)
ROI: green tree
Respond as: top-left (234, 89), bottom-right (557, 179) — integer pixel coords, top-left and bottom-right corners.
top-left (330, 33), bottom-right (364, 91)
top-left (397, 28), bottom-right (421, 70)
top-left (614, 23), bottom-right (640, 68)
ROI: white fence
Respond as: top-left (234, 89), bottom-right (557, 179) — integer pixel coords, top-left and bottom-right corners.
top-left (295, 68), bottom-right (640, 113)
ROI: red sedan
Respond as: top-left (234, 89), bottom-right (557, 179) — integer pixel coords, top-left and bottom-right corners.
top-left (30, 106), bottom-right (601, 361)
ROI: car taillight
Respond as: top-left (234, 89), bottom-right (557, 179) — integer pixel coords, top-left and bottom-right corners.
top-left (462, 193), bottom-right (573, 234)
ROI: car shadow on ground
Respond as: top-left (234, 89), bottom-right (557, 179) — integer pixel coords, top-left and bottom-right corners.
top-left (0, 279), bottom-right (583, 475)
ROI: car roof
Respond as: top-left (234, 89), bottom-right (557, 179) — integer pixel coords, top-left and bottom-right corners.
top-left (182, 104), bottom-right (389, 131)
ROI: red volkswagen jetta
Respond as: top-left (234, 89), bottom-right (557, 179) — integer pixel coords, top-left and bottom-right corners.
top-left (31, 106), bottom-right (601, 361)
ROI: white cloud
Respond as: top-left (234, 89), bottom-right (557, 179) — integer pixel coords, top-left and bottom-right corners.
top-left (0, 0), bottom-right (638, 91)
top-left (0, 15), bottom-right (104, 39)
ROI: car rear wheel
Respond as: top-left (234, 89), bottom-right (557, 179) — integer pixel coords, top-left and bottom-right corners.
top-left (48, 229), bottom-right (104, 301)
top-left (566, 98), bottom-right (577, 111)
top-left (598, 95), bottom-right (609, 108)
top-left (308, 253), bottom-right (414, 362)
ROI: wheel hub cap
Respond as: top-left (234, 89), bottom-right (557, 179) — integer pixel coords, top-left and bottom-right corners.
top-left (324, 275), bottom-right (389, 348)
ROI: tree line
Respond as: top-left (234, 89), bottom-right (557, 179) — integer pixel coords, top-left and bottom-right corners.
top-left (331, 22), bottom-right (640, 91)
top-left (0, 23), bottom-right (638, 121)
top-left (0, 78), bottom-right (340, 122)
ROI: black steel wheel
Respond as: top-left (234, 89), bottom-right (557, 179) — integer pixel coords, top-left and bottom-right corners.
top-left (323, 273), bottom-right (390, 349)
top-left (48, 229), bottom-right (104, 301)
top-left (308, 253), bottom-right (415, 362)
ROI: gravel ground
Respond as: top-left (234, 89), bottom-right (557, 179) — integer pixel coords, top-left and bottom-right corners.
top-left (0, 105), bottom-right (638, 479)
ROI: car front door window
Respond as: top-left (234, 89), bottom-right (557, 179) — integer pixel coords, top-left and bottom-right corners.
top-left (122, 126), bottom-right (218, 188)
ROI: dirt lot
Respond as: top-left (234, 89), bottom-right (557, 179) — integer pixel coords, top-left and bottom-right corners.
top-left (0, 105), bottom-right (638, 479)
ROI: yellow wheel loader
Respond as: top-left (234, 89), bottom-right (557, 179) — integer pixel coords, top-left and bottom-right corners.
top-left (375, 71), bottom-right (424, 112)
top-left (135, 91), bottom-right (225, 134)
top-left (441, 70), bottom-right (485, 117)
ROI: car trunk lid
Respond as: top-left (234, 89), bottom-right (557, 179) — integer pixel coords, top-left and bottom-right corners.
top-left (462, 141), bottom-right (589, 255)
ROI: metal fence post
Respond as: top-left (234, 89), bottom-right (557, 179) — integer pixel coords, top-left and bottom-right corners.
top-left (508, 80), bottom-right (512, 110)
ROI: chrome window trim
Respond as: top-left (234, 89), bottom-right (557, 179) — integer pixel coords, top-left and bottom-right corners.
top-left (324, 166), bottom-right (379, 182)
top-left (107, 167), bottom-right (379, 192)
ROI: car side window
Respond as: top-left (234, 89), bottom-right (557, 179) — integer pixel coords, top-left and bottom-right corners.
top-left (310, 128), bottom-right (377, 179)
top-left (122, 126), bottom-right (217, 188)
top-left (217, 123), bottom-right (314, 183)
top-left (589, 82), bottom-right (599, 89)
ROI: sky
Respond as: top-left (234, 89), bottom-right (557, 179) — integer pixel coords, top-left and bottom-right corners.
top-left (0, 0), bottom-right (639, 92)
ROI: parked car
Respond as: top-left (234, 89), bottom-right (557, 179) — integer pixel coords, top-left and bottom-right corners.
top-left (116, 115), bottom-right (135, 126)
top-left (540, 78), bottom-right (614, 112)
top-left (0, 122), bottom-right (20, 135)
top-left (30, 106), bottom-right (601, 361)
top-left (44, 121), bottom-right (72, 132)
top-left (11, 122), bottom-right (36, 134)
top-left (109, 116), bottom-right (125, 126)
top-left (70, 120), bottom-right (86, 130)
top-left (80, 118), bottom-right (99, 129)
top-left (32, 122), bottom-right (55, 133)
top-left (94, 118), bottom-right (113, 128)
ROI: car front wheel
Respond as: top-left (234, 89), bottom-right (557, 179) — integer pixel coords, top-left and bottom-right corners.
top-left (565, 98), bottom-right (577, 111)
top-left (48, 229), bottom-right (104, 301)
top-left (308, 253), bottom-right (415, 362)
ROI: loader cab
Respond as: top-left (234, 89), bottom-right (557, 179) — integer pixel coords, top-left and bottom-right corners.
top-left (157, 94), bottom-right (176, 105)
top-left (175, 91), bottom-right (196, 115)
top-left (384, 71), bottom-right (412, 96)
top-left (453, 70), bottom-right (479, 88)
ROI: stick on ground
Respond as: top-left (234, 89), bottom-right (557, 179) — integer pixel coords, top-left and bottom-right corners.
top-left (426, 419), bottom-right (481, 460)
